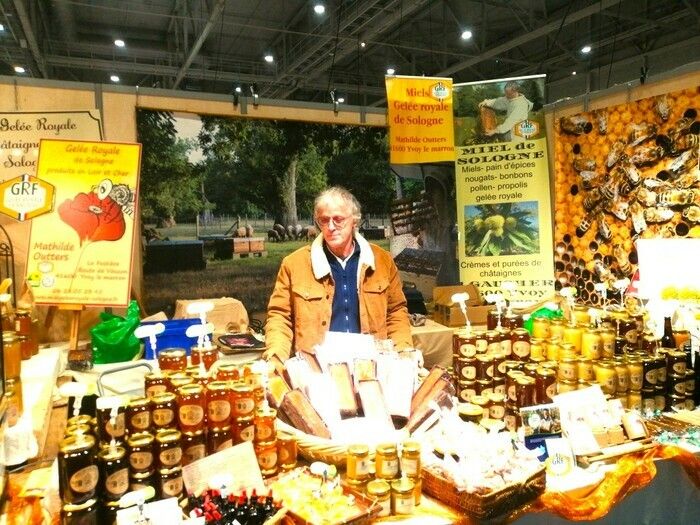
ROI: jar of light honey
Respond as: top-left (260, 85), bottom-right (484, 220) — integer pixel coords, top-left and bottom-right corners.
top-left (600, 329), bottom-right (616, 358)
top-left (581, 328), bottom-right (601, 360)
top-left (594, 361), bottom-right (618, 395)
top-left (563, 324), bottom-right (583, 353)
top-left (531, 317), bottom-right (551, 340)
top-left (573, 305), bottom-right (591, 327)
top-left (375, 443), bottom-right (399, 480)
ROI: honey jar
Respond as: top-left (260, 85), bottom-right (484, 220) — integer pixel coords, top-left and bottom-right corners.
top-left (457, 403), bottom-right (483, 424)
top-left (207, 425), bottom-right (233, 453)
top-left (346, 444), bottom-right (370, 481)
top-left (126, 397), bottom-right (152, 435)
top-left (176, 384), bottom-right (206, 433)
top-left (97, 446), bottom-right (128, 502)
top-left (409, 476), bottom-right (422, 506)
top-left (61, 498), bottom-right (98, 525)
top-left (14, 308), bottom-right (32, 335)
top-left (95, 398), bottom-right (126, 446)
top-left (558, 358), bottom-right (578, 382)
top-left (655, 356), bottom-right (667, 386)
top-left (511, 328), bottom-right (531, 361)
top-left (614, 359), bottom-right (630, 393)
top-left (231, 383), bottom-right (256, 418)
top-left (487, 310), bottom-right (501, 330)
top-left (59, 434), bottom-right (98, 504)
top-left (254, 440), bottom-right (278, 477)
top-left (497, 328), bottom-right (512, 357)
top-left (276, 431), bottom-right (297, 471)
top-left (667, 351), bottom-right (687, 377)
top-left (503, 314), bottom-right (522, 330)
top-left (563, 324), bottom-right (583, 353)
top-left (155, 429), bottom-right (182, 469)
top-left (366, 479), bottom-right (391, 518)
top-left (475, 378), bottom-right (493, 397)
top-left (216, 363), bottom-right (240, 381)
top-left (581, 328), bottom-right (601, 360)
top-left (493, 376), bottom-right (505, 397)
top-left (577, 358), bottom-right (595, 382)
top-left (487, 393), bottom-right (506, 420)
top-left (129, 470), bottom-right (155, 492)
top-left (400, 441), bottom-right (421, 478)
top-left (190, 345), bottom-right (218, 371)
top-left (530, 339), bottom-right (544, 360)
top-left (454, 331), bottom-right (477, 358)
top-left (144, 373), bottom-right (169, 399)
top-left (485, 330), bottom-right (501, 355)
top-left (254, 407), bottom-right (277, 444)
top-left (168, 372), bottom-right (194, 392)
top-left (157, 348), bottom-right (187, 372)
top-left (557, 379), bottom-right (578, 394)
top-left (545, 339), bottom-right (561, 361)
top-left (667, 394), bottom-right (685, 412)
top-left (457, 380), bottom-right (476, 403)
top-left (182, 430), bottom-right (207, 465)
top-left (655, 390), bottom-right (666, 411)
top-left (391, 477), bottom-right (415, 515)
top-left (206, 381), bottom-right (232, 428)
top-left (475, 354), bottom-right (494, 379)
top-left (573, 305), bottom-right (591, 327)
top-left (559, 342), bottom-right (578, 360)
top-left (375, 443), bottom-right (399, 480)
top-left (474, 331), bottom-right (488, 353)
top-left (594, 361), bottom-right (618, 395)
top-left (600, 329), bottom-right (616, 358)
top-left (668, 374), bottom-right (686, 396)
top-left (535, 368), bottom-right (557, 404)
top-left (126, 432), bottom-right (155, 473)
top-left (504, 405), bottom-right (521, 431)
top-left (642, 357), bottom-right (657, 389)
top-left (456, 357), bottom-right (477, 381)
top-left (531, 317), bottom-right (551, 340)
top-left (549, 319), bottom-right (566, 341)
top-left (158, 466), bottom-right (184, 501)
top-left (2, 333), bottom-right (21, 379)
top-left (627, 390), bottom-right (642, 412)
top-left (151, 392), bottom-right (177, 431)
top-left (506, 370), bottom-right (525, 403)
top-left (232, 415), bottom-right (255, 444)
top-left (627, 359), bottom-right (644, 391)
top-left (18, 335), bottom-right (32, 360)
top-left (642, 389), bottom-right (655, 412)
top-left (515, 376), bottom-right (535, 408)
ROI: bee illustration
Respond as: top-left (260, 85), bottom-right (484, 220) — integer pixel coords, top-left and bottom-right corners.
top-left (560, 116), bottom-right (593, 135)
top-left (630, 145), bottom-right (665, 166)
top-left (643, 178), bottom-right (672, 191)
top-left (606, 141), bottom-right (627, 169)
top-left (609, 200), bottom-right (629, 221)
top-left (669, 149), bottom-right (697, 178)
top-left (627, 122), bottom-right (658, 146)
top-left (594, 109), bottom-right (608, 134)
top-left (657, 189), bottom-right (694, 207)
top-left (672, 133), bottom-right (699, 154)
top-left (573, 157), bottom-right (597, 172)
top-left (643, 207), bottom-right (675, 223)
top-left (599, 178), bottom-right (618, 201)
top-left (674, 171), bottom-right (699, 189)
top-left (668, 116), bottom-right (695, 141)
top-left (109, 183), bottom-right (136, 217)
top-left (654, 95), bottom-right (671, 121)
top-left (630, 201), bottom-right (647, 233)
top-left (634, 187), bottom-right (658, 207)
top-left (682, 205), bottom-right (700, 223)
top-left (613, 244), bottom-right (634, 277)
top-left (576, 213), bottom-right (595, 238)
top-left (578, 170), bottom-right (600, 190)
top-left (596, 212), bottom-right (612, 242)
top-left (593, 260), bottom-right (612, 282)
top-left (583, 188), bottom-right (603, 211)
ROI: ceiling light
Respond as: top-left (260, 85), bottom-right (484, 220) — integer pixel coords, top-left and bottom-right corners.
top-left (461, 30), bottom-right (473, 40)
top-left (581, 45), bottom-right (592, 54)
top-left (572, 71), bottom-right (577, 75)
top-left (114, 38), bottom-right (125, 48)
top-left (235, 86), bottom-right (242, 93)
top-left (264, 54), bottom-right (274, 63)
top-left (386, 68), bottom-right (395, 75)
top-left (360, 41), bottom-right (366, 48)
top-left (14, 66), bottom-right (25, 74)
top-left (0, 23), bottom-right (5, 32)
top-left (110, 75), bottom-right (120, 82)
top-left (337, 97), bottom-right (345, 104)
top-left (313, 4), bottom-right (325, 15)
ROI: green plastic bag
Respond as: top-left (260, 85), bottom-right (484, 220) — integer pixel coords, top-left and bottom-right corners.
top-left (523, 304), bottom-right (564, 335)
top-left (91, 300), bottom-right (142, 364)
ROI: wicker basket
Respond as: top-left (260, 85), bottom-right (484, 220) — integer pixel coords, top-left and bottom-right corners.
top-left (421, 466), bottom-right (546, 520)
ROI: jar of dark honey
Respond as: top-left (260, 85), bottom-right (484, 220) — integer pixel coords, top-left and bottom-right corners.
top-left (458, 403), bottom-right (484, 424)
top-left (190, 345), bottom-right (218, 371)
top-left (487, 393), bottom-right (506, 420)
top-left (254, 440), bottom-right (278, 477)
top-left (151, 392), bottom-right (177, 431)
top-left (497, 328), bottom-right (513, 357)
top-left (96, 398), bottom-right (126, 446)
top-left (231, 383), bottom-right (256, 418)
top-left (177, 384), bottom-right (206, 433)
top-left (167, 372), bottom-right (194, 392)
top-left (61, 498), bottom-right (98, 525)
top-left (182, 430), bottom-right (206, 465)
top-left (232, 415), bottom-right (255, 444)
top-left (492, 376), bottom-right (506, 397)
top-left (126, 432), bottom-right (155, 473)
top-left (474, 378), bottom-right (493, 397)
top-left (18, 335), bottom-right (32, 360)
top-left (486, 310), bottom-right (501, 330)
top-left (96, 446), bottom-right (128, 502)
top-left (254, 407), bottom-right (277, 444)
top-left (129, 470), bottom-right (155, 492)
top-left (456, 357), bottom-right (477, 381)
top-left (506, 370), bottom-right (525, 403)
top-left (206, 381), bottom-right (232, 429)
top-left (503, 314), bottom-right (523, 330)
top-left (668, 374), bottom-right (686, 396)
top-left (157, 348), bottom-right (187, 372)
top-left (158, 466), bottom-right (184, 501)
top-left (14, 308), bottom-right (32, 336)
top-left (474, 331), bottom-right (488, 353)
top-left (504, 405), bottom-right (521, 432)
top-left (535, 368), bottom-right (557, 404)
top-left (207, 425), bottom-right (233, 453)
top-left (144, 372), bottom-right (169, 399)
top-left (511, 329), bottom-right (531, 361)
top-left (667, 351), bottom-right (687, 377)
top-left (454, 331), bottom-right (477, 358)
top-left (276, 431), bottom-right (297, 471)
top-left (485, 330), bottom-right (501, 355)
top-left (59, 435), bottom-right (98, 505)
top-left (642, 357), bottom-right (657, 389)
top-left (475, 354), bottom-right (494, 379)
top-left (457, 380), bottom-right (476, 403)
top-left (126, 397), bottom-right (152, 435)
top-left (100, 499), bottom-right (121, 525)
top-left (216, 363), bottom-right (240, 381)
top-left (155, 429), bottom-right (182, 469)
top-left (515, 376), bottom-right (535, 408)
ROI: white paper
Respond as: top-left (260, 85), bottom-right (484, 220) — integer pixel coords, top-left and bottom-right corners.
top-left (117, 497), bottom-right (182, 525)
top-left (315, 331), bottom-right (377, 370)
top-left (636, 238), bottom-right (700, 300)
top-left (306, 373), bottom-right (342, 430)
top-left (377, 353), bottom-right (416, 418)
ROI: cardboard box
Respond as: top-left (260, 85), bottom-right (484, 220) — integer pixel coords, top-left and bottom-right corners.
top-left (432, 284), bottom-right (492, 327)
top-left (433, 284), bottom-right (483, 307)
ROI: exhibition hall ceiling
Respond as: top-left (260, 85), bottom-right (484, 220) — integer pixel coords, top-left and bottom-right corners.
top-left (1, 0), bottom-right (699, 106)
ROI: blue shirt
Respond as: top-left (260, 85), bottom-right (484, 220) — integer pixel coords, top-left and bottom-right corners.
top-left (324, 241), bottom-right (361, 333)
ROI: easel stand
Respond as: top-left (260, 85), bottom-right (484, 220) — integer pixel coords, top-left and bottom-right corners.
top-left (45, 303), bottom-right (85, 351)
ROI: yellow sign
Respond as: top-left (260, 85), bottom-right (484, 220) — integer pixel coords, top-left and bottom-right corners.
top-left (386, 75), bottom-right (455, 164)
top-left (453, 75), bottom-right (555, 303)
top-left (0, 174), bottom-right (55, 220)
top-left (26, 139), bottom-right (141, 307)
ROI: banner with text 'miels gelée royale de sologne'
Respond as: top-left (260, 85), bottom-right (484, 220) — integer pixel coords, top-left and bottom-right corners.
top-left (453, 74), bottom-right (554, 304)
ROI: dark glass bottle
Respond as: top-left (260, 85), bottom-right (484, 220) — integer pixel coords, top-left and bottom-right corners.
top-left (660, 317), bottom-right (676, 349)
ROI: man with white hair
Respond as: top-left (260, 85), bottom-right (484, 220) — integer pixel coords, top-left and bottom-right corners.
top-left (264, 186), bottom-right (412, 366)
top-left (479, 80), bottom-right (533, 141)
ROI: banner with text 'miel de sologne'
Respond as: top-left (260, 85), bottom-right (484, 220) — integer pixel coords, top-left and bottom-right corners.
top-left (386, 75), bottom-right (454, 164)
top-left (453, 74), bottom-right (554, 303)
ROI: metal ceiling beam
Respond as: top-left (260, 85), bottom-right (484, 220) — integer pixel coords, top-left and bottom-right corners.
top-left (172, 0), bottom-right (225, 89)
top-left (11, 0), bottom-right (47, 77)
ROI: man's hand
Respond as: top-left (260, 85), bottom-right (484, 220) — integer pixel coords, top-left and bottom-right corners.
top-left (484, 129), bottom-right (498, 136)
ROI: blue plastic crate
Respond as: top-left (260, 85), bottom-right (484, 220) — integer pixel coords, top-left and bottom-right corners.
top-left (139, 318), bottom-right (201, 359)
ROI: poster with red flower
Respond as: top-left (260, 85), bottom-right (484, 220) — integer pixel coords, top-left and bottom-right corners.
top-left (26, 139), bottom-right (141, 307)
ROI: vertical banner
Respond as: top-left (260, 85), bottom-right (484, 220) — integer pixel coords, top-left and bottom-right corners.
top-left (453, 75), bottom-right (554, 303)
top-left (386, 75), bottom-right (454, 164)
top-left (26, 139), bottom-right (141, 307)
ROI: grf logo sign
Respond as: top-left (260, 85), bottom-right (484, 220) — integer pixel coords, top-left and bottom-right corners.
top-left (0, 174), bottom-right (55, 221)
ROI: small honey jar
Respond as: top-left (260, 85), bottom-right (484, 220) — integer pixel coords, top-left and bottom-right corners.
top-left (206, 381), bottom-right (232, 429)
top-left (400, 441), bottom-right (421, 478)
top-left (207, 425), bottom-right (233, 453)
top-left (375, 443), bottom-right (399, 480)
top-left (232, 415), bottom-right (255, 444)
top-left (126, 397), bottom-right (152, 435)
top-left (176, 384), bottom-right (206, 434)
top-left (97, 446), bottom-right (128, 502)
top-left (182, 430), bottom-right (206, 465)
top-left (155, 429), bottom-right (182, 469)
top-left (144, 372), bottom-right (169, 399)
top-left (158, 466), bottom-right (184, 501)
top-left (366, 479), bottom-right (391, 518)
top-left (231, 383), bottom-right (256, 418)
top-left (190, 345), bottom-right (218, 371)
top-left (151, 392), bottom-right (177, 431)
top-left (254, 407), bottom-right (277, 444)
top-left (157, 348), bottom-right (187, 372)
top-left (391, 477), bottom-right (415, 515)
top-left (346, 444), bottom-right (371, 481)
top-left (59, 434), bottom-right (98, 505)
top-left (126, 432), bottom-right (155, 473)
top-left (254, 440), bottom-right (278, 477)
top-left (276, 431), bottom-right (297, 471)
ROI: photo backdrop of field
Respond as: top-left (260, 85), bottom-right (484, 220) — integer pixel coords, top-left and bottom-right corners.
top-left (137, 110), bottom-right (412, 319)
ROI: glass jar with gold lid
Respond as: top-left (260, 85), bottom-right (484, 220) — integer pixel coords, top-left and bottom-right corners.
top-left (366, 479), bottom-right (391, 517)
top-left (375, 443), bottom-right (399, 480)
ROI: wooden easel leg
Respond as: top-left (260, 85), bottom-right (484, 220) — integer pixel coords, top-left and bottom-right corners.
top-left (69, 310), bottom-right (81, 351)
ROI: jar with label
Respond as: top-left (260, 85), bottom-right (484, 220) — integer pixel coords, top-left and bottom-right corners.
top-left (475, 378), bottom-right (494, 397)
top-left (641, 357), bottom-right (657, 389)
top-left (375, 443), bottom-right (399, 480)
top-left (346, 444), bottom-right (370, 481)
top-left (506, 370), bottom-right (525, 403)
top-left (474, 331), bottom-right (488, 354)
top-left (487, 392), bottom-right (506, 420)
top-left (206, 381), bottom-right (232, 429)
top-left (2, 332), bottom-right (21, 379)
top-left (454, 331), bottom-right (477, 358)
top-left (534, 367), bottom-right (556, 404)
top-left (276, 431), bottom-right (297, 471)
top-left (558, 358), bottom-right (578, 382)
top-left (232, 415), bottom-right (255, 444)
top-left (686, 369), bottom-right (695, 396)
top-left (557, 379), bottom-right (578, 394)
top-left (457, 403), bottom-right (483, 424)
top-left (530, 339), bottom-right (544, 360)
top-left (231, 383), bottom-right (256, 418)
top-left (155, 429), bottom-right (182, 469)
top-left (207, 425), bottom-right (233, 453)
top-left (572, 305), bottom-right (591, 327)
top-left (168, 373), bottom-right (194, 393)
top-left (61, 498), bottom-right (98, 525)
top-left (254, 440), bottom-right (278, 477)
top-left (667, 351), bottom-right (687, 377)
top-left (641, 389), bottom-right (655, 412)
top-left (599, 329), bottom-right (616, 358)
top-left (581, 328), bottom-right (601, 360)
top-left (158, 348), bottom-right (187, 372)
top-left (456, 357), bottom-right (477, 381)
top-left (254, 407), bottom-right (277, 444)
top-left (563, 324), bottom-right (583, 353)
top-left (391, 478), bottom-right (415, 515)
top-left (158, 466), bottom-right (184, 501)
top-left (14, 308), bottom-right (32, 336)
top-left (594, 361), bottom-right (617, 395)
top-left (577, 358), bottom-right (595, 383)
top-left (487, 310), bottom-right (501, 330)
top-left (667, 393), bottom-right (685, 412)
top-left (655, 355), bottom-right (667, 386)
top-left (18, 335), bottom-right (32, 360)
top-left (216, 363), bottom-right (240, 382)
top-left (400, 441), bottom-right (421, 478)
top-left (497, 328), bottom-right (512, 357)
top-left (181, 430), bottom-right (206, 466)
top-left (475, 354), bottom-right (494, 379)
top-left (515, 376), bottom-right (535, 408)
top-left (510, 329), bottom-right (530, 361)
top-left (126, 397), bottom-right (152, 435)
top-left (485, 330), bottom-right (501, 355)
top-left (129, 469), bottom-right (155, 492)
top-left (614, 359), bottom-right (630, 393)
top-left (668, 374), bottom-right (686, 396)
top-left (127, 432), bottom-right (155, 473)
top-left (151, 392), bottom-right (177, 431)
top-left (190, 345), bottom-right (218, 371)
top-left (58, 434), bottom-right (98, 504)
top-left (545, 339), bottom-right (561, 361)
top-left (655, 389), bottom-right (667, 411)
top-left (96, 399), bottom-right (126, 446)
top-left (366, 479), bottom-right (391, 518)
top-left (457, 380), bottom-right (477, 403)
top-left (177, 384), bottom-right (205, 433)
top-left (523, 362), bottom-right (540, 378)
top-left (144, 373), bottom-right (169, 399)
top-left (97, 446), bottom-right (128, 502)
top-left (531, 317), bottom-right (551, 340)
top-left (627, 359), bottom-right (643, 391)
top-left (504, 404), bottom-right (521, 431)
top-left (627, 390), bottom-right (642, 412)
top-left (503, 314), bottom-right (523, 330)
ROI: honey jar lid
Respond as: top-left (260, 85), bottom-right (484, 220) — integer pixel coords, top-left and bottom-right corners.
top-left (151, 392), bottom-right (176, 403)
top-left (177, 383), bottom-right (204, 395)
top-left (390, 477), bottom-right (415, 494)
top-left (2, 332), bottom-right (17, 342)
top-left (366, 479), bottom-right (390, 497)
top-left (159, 348), bottom-right (186, 356)
top-left (158, 465), bottom-right (183, 476)
top-left (128, 397), bottom-right (152, 408)
top-left (60, 433), bottom-right (96, 453)
top-left (376, 443), bottom-right (397, 455)
top-left (62, 498), bottom-right (97, 513)
top-left (348, 444), bottom-right (369, 456)
top-left (97, 445), bottom-right (126, 461)
top-left (457, 403), bottom-right (484, 417)
top-left (127, 432), bottom-right (155, 447)
top-left (487, 392), bottom-right (505, 403)
top-left (402, 441), bottom-right (420, 454)
top-left (255, 407), bottom-right (277, 418)
top-left (155, 428), bottom-right (182, 443)
top-left (470, 395), bottom-right (489, 407)
top-left (207, 381), bottom-right (230, 391)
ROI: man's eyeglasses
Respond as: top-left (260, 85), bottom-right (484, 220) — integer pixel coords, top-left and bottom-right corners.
top-left (316, 215), bottom-right (349, 228)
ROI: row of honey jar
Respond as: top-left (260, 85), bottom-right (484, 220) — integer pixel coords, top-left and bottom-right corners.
top-left (346, 442), bottom-right (421, 517)
top-left (157, 346), bottom-right (220, 373)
